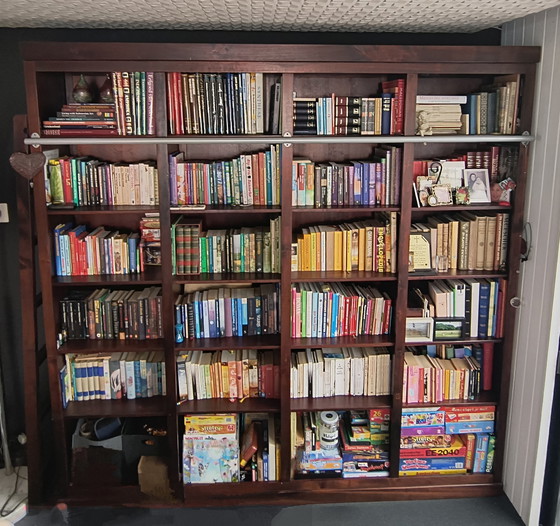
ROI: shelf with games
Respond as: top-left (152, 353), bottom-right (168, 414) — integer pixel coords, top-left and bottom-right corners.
top-left (15, 42), bottom-right (539, 506)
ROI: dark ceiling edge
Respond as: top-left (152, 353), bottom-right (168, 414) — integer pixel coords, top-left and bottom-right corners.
top-left (0, 27), bottom-right (502, 45)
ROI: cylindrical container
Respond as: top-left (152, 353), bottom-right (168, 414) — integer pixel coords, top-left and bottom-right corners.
top-left (319, 411), bottom-right (339, 450)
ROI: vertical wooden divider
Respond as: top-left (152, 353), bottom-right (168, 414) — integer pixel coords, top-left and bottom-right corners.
top-left (280, 73), bottom-right (294, 482)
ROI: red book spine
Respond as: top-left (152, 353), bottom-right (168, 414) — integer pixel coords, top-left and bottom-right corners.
top-left (482, 342), bottom-right (494, 391)
top-left (42, 128), bottom-right (119, 137)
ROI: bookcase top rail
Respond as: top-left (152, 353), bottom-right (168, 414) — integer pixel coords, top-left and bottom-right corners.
top-left (20, 42), bottom-right (541, 65)
top-left (24, 134), bottom-right (535, 147)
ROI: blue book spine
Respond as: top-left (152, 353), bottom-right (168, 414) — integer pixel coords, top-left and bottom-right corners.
top-left (96, 362), bottom-right (104, 398)
top-left (87, 363), bottom-right (95, 399)
top-left (478, 281), bottom-right (491, 338)
top-left (331, 293), bottom-right (339, 337)
top-left (492, 279), bottom-right (500, 337)
top-left (134, 360), bottom-right (142, 398)
top-left (463, 94), bottom-right (478, 135)
top-left (381, 93), bottom-right (392, 135)
top-left (473, 433), bottom-right (489, 473)
top-left (194, 298), bottom-right (201, 339)
top-left (60, 366), bottom-right (68, 408)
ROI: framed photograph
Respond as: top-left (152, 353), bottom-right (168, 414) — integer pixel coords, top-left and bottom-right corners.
top-left (463, 168), bottom-right (491, 203)
top-left (427, 184), bottom-right (453, 206)
top-left (433, 318), bottom-right (464, 340)
top-left (405, 317), bottom-right (434, 343)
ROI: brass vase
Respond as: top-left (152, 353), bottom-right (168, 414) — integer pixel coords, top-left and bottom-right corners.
top-left (99, 74), bottom-right (114, 103)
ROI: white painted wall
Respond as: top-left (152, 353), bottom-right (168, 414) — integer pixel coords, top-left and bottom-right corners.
top-left (502, 8), bottom-right (560, 526)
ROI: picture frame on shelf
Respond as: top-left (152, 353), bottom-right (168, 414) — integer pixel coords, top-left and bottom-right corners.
top-left (433, 318), bottom-right (465, 340)
top-left (464, 168), bottom-right (491, 203)
top-left (405, 317), bottom-right (434, 343)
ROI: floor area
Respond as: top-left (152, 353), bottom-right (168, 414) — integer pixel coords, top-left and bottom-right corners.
top-left (15, 495), bottom-right (524, 526)
top-left (0, 467), bottom-right (27, 526)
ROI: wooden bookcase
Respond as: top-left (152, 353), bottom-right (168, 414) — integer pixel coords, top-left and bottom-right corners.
top-left (14, 42), bottom-right (539, 506)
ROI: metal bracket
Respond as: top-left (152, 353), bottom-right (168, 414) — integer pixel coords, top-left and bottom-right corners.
top-left (521, 222), bottom-right (532, 262)
top-left (31, 132), bottom-right (40, 149)
top-left (521, 130), bottom-right (532, 148)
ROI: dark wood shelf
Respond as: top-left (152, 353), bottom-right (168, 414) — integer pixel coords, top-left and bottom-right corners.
top-left (411, 204), bottom-right (511, 214)
top-left (291, 395), bottom-right (391, 412)
top-left (175, 334), bottom-right (281, 351)
top-left (177, 397), bottom-right (280, 414)
top-left (52, 266), bottom-right (162, 286)
top-left (292, 335), bottom-right (394, 348)
top-left (63, 397), bottom-right (167, 418)
top-left (292, 206), bottom-right (400, 214)
top-left (403, 391), bottom-right (498, 408)
top-left (58, 339), bottom-right (164, 355)
top-left (171, 205), bottom-right (281, 214)
top-left (47, 205), bottom-right (159, 215)
top-left (175, 272), bottom-right (280, 284)
top-left (408, 270), bottom-right (507, 281)
top-left (292, 271), bottom-right (397, 282)
top-left (405, 337), bottom-right (501, 345)
top-left (17, 42), bottom-right (538, 508)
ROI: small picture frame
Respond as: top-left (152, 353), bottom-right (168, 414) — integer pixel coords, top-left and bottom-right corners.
top-left (433, 318), bottom-right (464, 340)
top-left (427, 184), bottom-right (453, 206)
top-left (455, 186), bottom-right (470, 205)
top-left (463, 169), bottom-right (491, 204)
top-left (405, 317), bottom-right (434, 343)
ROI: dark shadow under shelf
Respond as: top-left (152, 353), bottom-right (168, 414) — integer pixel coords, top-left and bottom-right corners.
top-left (177, 397), bottom-right (280, 415)
top-left (175, 334), bottom-right (281, 351)
top-left (63, 397), bottom-right (167, 418)
top-left (292, 271), bottom-right (396, 282)
top-left (59, 339), bottom-right (165, 355)
top-left (291, 395), bottom-right (391, 412)
top-left (292, 335), bottom-right (394, 349)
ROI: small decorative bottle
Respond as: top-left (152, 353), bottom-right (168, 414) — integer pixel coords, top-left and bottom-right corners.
top-left (99, 74), bottom-right (114, 103)
top-left (72, 74), bottom-right (93, 103)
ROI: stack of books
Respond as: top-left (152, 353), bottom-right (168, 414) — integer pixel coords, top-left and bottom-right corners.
top-left (416, 95), bottom-right (466, 135)
top-left (42, 102), bottom-right (118, 137)
top-left (293, 97), bottom-right (317, 135)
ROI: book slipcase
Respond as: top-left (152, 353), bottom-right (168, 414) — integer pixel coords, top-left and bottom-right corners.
top-left (15, 42), bottom-right (538, 506)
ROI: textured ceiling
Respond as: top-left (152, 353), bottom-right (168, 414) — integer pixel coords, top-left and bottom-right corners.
top-left (0, 0), bottom-right (559, 32)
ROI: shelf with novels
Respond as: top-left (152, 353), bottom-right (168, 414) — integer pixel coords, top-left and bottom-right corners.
top-left (15, 42), bottom-right (539, 506)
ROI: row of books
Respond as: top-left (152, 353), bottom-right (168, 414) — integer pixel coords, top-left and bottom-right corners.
top-left (177, 349), bottom-right (279, 401)
top-left (169, 145), bottom-right (281, 207)
top-left (59, 287), bottom-right (163, 342)
top-left (411, 278), bottom-right (506, 339)
top-left (293, 95), bottom-right (391, 136)
top-left (292, 79), bottom-right (405, 137)
top-left (462, 76), bottom-right (519, 135)
top-left (47, 155), bottom-right (159, 207)
top-left (403, 352), bottom-right (481, 404)
top-left (416, 343), bottom-right (494, 390)
top-left (239, 413), bottom-right (280, 481)
top-left (110, 72), bottom-right (155, 136)
top-left (42, 102), bottom-right (120, 137)
top-left (175, 219), bottom-right (282, 276)
top-left (53, 223), bottom-right (141, 276)
top-left (400, 407), bottom-right (495, 475)
top-left (415, 102), bottom-right (463, 135)
top-left (292, 147), bottom-right (402, 208)
top-left (290, 283), bottom-right (392, 338)
top-left (292, 215), bottom-right (397, 273)
top-left (174, 285), bottom-right (279, 340)
top-left (411, 212), bottom-right (509, 272)
top-left (290, 347), bottom-right (391, 398)
top-left (60, 351), bottom-right (166, 406)
top-left (166, 72), bottom-right (274, 135)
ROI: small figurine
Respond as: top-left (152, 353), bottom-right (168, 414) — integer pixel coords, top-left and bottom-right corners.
top-left (416, 110), bottom-right (432, 136)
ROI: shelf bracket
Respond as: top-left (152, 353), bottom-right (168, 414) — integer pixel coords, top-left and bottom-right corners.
top-left (521, 131), bottom-right (532, 148)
